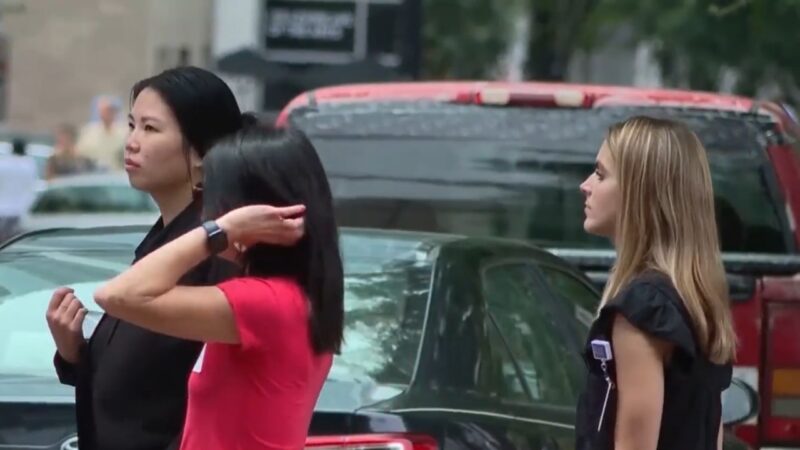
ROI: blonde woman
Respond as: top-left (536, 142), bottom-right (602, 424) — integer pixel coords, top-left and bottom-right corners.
top-left (575, 116), bottom-right (736, 450)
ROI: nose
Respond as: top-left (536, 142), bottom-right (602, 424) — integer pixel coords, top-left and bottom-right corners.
top-left (125, 128), bottom-right (140, 153)
top-left (580, 177), bottom-right (591, 197)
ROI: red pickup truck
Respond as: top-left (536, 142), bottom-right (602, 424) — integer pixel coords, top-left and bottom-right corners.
top-left (277, 82), bottom-right (800, 449)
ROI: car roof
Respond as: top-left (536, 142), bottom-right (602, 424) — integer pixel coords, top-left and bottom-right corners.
top-left (0, 224), bottom-right (570, 267)
top-left (0, 225), bottom-right (453, 247)
top-left (278, 81), bottom-right (768, 124)
top-left (352, 227), bottom-right (571, 266)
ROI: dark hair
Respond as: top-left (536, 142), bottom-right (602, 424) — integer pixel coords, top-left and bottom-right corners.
top-left (11, 138), bottom-right (25, 156)
top-left (131, 66), bottom-right (243, 159)
top-left (203, 126), bottom-right (344, 354)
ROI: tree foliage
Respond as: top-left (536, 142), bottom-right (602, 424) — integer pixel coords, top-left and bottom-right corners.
top-left (525, 0), bottom-right (600, 80)
top-left (421, 0), bottom-right (602, 81)
top-left (421, 0), bottom-right (800, 101)
top-left (421, 0), bottom-right (515, 79)
top-left (587, 0), bottom-right (800, 97)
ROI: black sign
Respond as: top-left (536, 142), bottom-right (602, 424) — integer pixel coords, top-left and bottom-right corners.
top-left (264, 0), bottom-right (357, 54)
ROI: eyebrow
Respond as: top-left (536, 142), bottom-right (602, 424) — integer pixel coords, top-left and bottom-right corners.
top-left (595, 161), bottom-right (606, 172)
top-left (128, 114), bottom-right (163, 124)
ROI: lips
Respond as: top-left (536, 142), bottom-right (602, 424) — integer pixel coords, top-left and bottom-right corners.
top-left (124, 158), bottom-right (141, 168)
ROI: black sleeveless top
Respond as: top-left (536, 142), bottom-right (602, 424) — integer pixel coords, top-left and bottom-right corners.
top-left (575, 272), bottom-right (732, 450)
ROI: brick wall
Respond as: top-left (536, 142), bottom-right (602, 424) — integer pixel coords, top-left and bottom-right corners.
top-left (3, 0), bottom-right (148, 133)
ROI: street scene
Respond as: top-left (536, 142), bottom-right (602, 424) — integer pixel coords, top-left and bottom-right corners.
top-left (0, 1), bottom-right (799, 449)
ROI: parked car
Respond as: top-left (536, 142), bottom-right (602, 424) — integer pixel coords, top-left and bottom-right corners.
top-left (278, 82), bottom-right (800, 448)
top-left (18, 172), bottom-right (158, 232)
top-left (0, 226), bottom-right (755, 450)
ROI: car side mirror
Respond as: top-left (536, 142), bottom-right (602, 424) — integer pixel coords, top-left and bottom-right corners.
top-left (722, 377), bottom-right (759, 426)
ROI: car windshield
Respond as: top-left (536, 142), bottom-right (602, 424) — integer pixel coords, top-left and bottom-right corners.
top-left (290, 102), bottom-right (792, 254)
top-left (0, 228), bottom-right (433, 388)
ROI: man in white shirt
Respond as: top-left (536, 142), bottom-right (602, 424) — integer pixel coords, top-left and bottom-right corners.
top-left (76, 96), bottom-right (127, 171)
top-left (0, 140), bottom-right (38, 240)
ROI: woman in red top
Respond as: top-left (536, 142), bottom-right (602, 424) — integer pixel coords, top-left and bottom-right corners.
top-left (93, 124), bottom-right (345, 450)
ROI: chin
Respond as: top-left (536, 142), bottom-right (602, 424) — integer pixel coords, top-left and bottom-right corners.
top-left (583, 218), bottom-right (595, 234)
top-left (583, 219), bottom-right (609, 238)
top-left (126, 174), bottom-right (153, 194)
top-left (126, 174), bottom-right (144, 190)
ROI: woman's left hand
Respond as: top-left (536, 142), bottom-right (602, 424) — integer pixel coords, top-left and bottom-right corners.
top-left (217, 204), bottom-right (306, 248)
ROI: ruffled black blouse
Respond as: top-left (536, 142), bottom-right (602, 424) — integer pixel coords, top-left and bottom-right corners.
top-left (575, 271), bottom-right (732, 450)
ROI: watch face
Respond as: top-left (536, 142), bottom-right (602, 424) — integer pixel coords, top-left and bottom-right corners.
top-left (203, 221), bottom-right (228, 253)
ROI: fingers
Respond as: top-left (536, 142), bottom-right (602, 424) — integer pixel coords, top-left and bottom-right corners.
top-left (272, 217), bottom-right (305, 245)
top-left (225, 204), bottom-right (307, 247)
top-left (50, 292), bottom-right (84, 327)
top-left (275, 204), bottom-right (306, 219)
top-left (69, 308), bottom-right (87, 333)
top-left (64, 295), bottom-right (82, 318)
top-left (48, 287), bottom-right (74, 312)
top-left (283, 217), bottom-right (305, 235)
top-left (57, 292), bottom-right (77, 315)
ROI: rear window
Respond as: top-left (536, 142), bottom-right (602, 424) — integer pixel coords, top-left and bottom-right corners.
top-left (32, 184), bottom-right (156, 213)
top-left (291, 103), bottom-right (793, 254)
top-left (332, 233), bottom-right (434, 386)
top-left (0, 229), bottom-right (433, 388)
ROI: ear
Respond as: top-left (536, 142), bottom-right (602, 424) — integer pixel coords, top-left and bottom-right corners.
top-left (189, 148), bottom-right (203, 170)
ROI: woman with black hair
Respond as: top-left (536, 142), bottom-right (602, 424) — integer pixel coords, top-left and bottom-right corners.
top-left (93, 125), bottom-right (345, 450)
top-left (45, 66), bottom-right (253, 450)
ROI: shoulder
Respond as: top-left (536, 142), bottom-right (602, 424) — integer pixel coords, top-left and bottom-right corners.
top-left (217, 276), bottom-right (268, 295)
top-left (602, 272), bottom-right (697, 357)
top-left (609, 272), bottom-right (684, 316)
top-left (220, 276), bottom-right (302, 294)
top-left (617, 271), bottom-right (679, 297)
top-left (218, 276), bottom-right (305, 311)
top-left (218, 277), bottom-right (308, 335)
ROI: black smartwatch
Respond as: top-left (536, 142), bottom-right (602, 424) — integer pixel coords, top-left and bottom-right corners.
top-left (201, 220), bottom-right (228, 254)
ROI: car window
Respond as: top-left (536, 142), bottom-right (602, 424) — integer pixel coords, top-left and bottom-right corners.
top-left (330, 233), bottom-right (434, 386)
top-left (31, 184), bottom-right (156, 213)
top-left (476, 318), bottom-right (531, 403)
top-left (539, 265), bottom-right (600, 340)
top-left (481, 263), bottom-right (584, 406)
top-left (293, 103), bottom-right (792, 254)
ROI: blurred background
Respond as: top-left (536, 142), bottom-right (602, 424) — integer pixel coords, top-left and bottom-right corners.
top-left (0, 3), bottom-right (799, 449)
top-left (1, 0), bottom-right (797, 242)
top-left (0, 0), bottom-right (796, 133)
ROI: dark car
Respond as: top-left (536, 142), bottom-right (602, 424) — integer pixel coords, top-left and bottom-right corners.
top-left (0, 226), bottom-right (754, 449)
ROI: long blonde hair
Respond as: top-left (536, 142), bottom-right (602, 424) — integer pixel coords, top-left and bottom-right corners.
top-left (601, 115), bottom-right (736, 364)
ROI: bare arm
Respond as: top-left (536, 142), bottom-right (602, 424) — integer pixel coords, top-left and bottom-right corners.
top-left (612, 314), bottom-right (672, 450)
top-left (94, 227), bottom-right (241, 343)
top-left (93, 204), bottom-right (304, 343)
